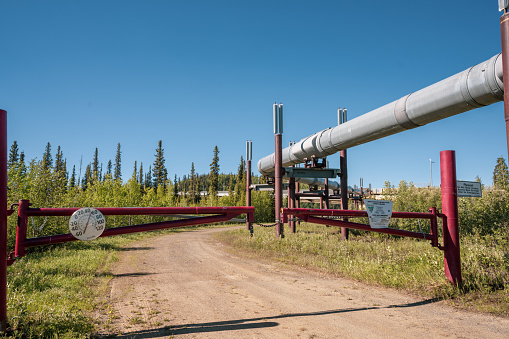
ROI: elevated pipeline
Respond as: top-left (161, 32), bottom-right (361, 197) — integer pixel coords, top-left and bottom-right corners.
top-left (258, 54), bottom-right (504, 179)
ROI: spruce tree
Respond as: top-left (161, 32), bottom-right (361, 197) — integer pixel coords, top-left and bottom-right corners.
top-left (54, 146), bottom-right (65, 173)
top-left (139, 162), bottom-right (144, 186)
top-left (8, 141), bottom-right (19, 169)
top-left (132, 161), bottom-right (138, 181)
top-left (493, 156), bottom-right (509, 190)
top-left (83, 164), bottom-right (92, 189)
top-left (152, 140), bottom-right (167, 191)
top-left (19, 152), bottom-right (26, 176)
top-left (173, 174), bottom-right (179, 200)
top-left (70, 165), bottom-right (76, 188)
top-left (107, 160), bottom-right (112, 175)
top-left (42, 142), bottom-right (52, 170)
top-left (114, 143), bottom-right (122, 181)
top-left (208, 146), bottom-right (220, 201)
top-left (189, 162), bottom-right (200, 203)
top-left (92, 148), bottom-right (99, 183)
top-left (145, 165), bottom-right (152, 189)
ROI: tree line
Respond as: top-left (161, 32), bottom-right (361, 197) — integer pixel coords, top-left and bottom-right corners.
top-left (5, 140), bottom-right (274, 250)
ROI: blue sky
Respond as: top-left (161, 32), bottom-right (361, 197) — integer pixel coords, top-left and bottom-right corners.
top-left (1, 1), bottom-right (506, 189)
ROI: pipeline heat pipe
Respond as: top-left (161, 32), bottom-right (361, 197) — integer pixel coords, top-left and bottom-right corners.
top-left (258, 54), bottom-right (504, 185)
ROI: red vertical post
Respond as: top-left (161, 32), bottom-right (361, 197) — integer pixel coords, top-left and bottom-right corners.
top-left (15, 200), bottom-right (30, 258)
top-left (338, 108), bottom-right (349, 240)
top-left (295, 181), bottom-right (300, 227)
top-left (440, 150), bottom-right (462, 285)
top-left (500, 10), bottom-right (509, 161)
top-left (275, 133), bottom-right (283, 237)
top-left (0, 109), bottom-right (7, 331)
top-left (288, 176), bottom-right (296, 233)
top-left (274, 103), bottom-right (284, 238)
top-left (340, 149), bottom-right (349, 240)
top-left (246, 141), bottom-right (253, 234)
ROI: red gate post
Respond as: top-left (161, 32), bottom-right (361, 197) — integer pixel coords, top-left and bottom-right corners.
top-left (500, 6), bottom-right (509, 162)
top-left (274, 103), bottom-right (284, 237)
top-left (339, 108), bottom-right (349, 240)
top-left (0, 109), bottom-right (7, 331)
top-left (440, 150), bottom-right (462, 285)
top-left (288, 175), bottom-right (296, 233)
top-left (246, 141), bottom-right (253, 235)
top-left (15, 200), bottom-right (30, 258)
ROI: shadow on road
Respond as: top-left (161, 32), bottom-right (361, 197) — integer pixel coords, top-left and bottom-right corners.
top-left (97, 298), bottom-right (440, 338)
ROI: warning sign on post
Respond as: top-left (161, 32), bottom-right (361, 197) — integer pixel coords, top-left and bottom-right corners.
top-left (457, 181), bottom-right (482, 198)
top-left (365, 199), bottom-right (393, 229)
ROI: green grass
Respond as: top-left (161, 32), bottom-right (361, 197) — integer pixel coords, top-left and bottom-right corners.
top-left (3, 225), bottom-right (213, 338)
top-left (213, 223), bottom-right (509, 317)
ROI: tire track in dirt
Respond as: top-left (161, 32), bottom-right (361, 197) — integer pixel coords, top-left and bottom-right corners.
top-left (96, 227), bottom-right (509, 338)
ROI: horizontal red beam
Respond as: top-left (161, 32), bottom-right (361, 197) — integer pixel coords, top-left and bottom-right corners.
top-left (305, 215), bottom-right (435, 241)
top-left (24, 206), bottom-right (254, 217)
top-left (282, 208), bottom-right (437, 242)
top-left (283, 208), bottom-right (434, 219)
top-left (23, 213), bottom-right (234, 248)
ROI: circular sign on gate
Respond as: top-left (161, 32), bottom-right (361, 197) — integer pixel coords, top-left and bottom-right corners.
top-left (69, 208), bottom-right (106, 241)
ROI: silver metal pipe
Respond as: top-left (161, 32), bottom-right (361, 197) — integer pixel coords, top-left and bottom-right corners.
top-left (258, 54), bottom-right (504, 178)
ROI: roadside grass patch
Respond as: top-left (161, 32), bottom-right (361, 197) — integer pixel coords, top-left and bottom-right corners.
top-left (213, 223), bottom-right (509, 317)
top-left (4, 225), bottom-right (212, 338)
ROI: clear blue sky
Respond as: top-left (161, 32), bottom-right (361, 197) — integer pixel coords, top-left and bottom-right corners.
top-left (1, 0), bottom-right (506, 189)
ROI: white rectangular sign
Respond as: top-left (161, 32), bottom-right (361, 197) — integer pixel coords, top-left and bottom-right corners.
top-left (457, 181), bottom-right (482, 198)
top-left (365, 199), bottom-right (393, 229)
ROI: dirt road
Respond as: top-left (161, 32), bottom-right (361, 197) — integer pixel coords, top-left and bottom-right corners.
top-left (97, 227), bottom-right (509, 338)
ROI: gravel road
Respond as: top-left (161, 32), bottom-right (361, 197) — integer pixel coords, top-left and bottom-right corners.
top-left (97, 227), bottom-right (509, 338)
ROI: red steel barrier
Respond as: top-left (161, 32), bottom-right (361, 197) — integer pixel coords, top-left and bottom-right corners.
top-left (282, 207), bottom-right (440, 247)
top-left (12, 200), bottom-right (254, 263)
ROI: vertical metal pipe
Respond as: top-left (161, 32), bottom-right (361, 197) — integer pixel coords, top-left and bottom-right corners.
top-left (289, 176), bottom-right (296, 233)
top-left (275, 133), bottom-right (283, 237)
top-left (246, 141), bottom-right (253, 234)
top-left (501, 11), bottom-right (509, 161)
top-left (440, 150), bottom-right (462, 285)
top-left (15, 200), bottom-right (30, 258)
top-left (246, 166), bottom-right (252, 232)
top-left (340, 108), bottom-right (349, 240)
top-left (274, 103), bottom-right (284, 237)
top-left (0, 109), bottom-right (7, 331)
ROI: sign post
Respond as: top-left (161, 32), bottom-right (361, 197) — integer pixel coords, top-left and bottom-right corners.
top-left (365, 199), bottom-right (393, 229)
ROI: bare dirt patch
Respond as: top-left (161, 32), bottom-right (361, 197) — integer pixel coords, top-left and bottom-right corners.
top-left (96, 227), bottom-right (509, 338)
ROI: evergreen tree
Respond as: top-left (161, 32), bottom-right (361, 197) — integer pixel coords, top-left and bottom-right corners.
top-left (493, 156), bottom-right (509, 190)
top-left (19, 152), bottom-right (26, 176)
top-left (132, 161), bottom-right (138, 181)
top-left (42, 142), bottom-right (52, 170)
top-left (92, 148), bottom-right (99, 183)
top-left (70, 165), bottom-right (76, 188)
top-left (208, 146), bottom-right (220, 201)
top-left (54, 146), bottom-right (65, 173)
top-left (82, 164), bottom-right (92, 189)
top-left (145, 165), bottom-right (152, 189)
top-left (107, 160), bottom-right (112, 176)
top-left (173, 174), bottom-right (179, 200)
top-left (139, 162), bottom-right (144, 186)
top-left (152, 140), bottom-right (167, 191)
top-left (114, 143), bottom-right (122, 181)
top-left (8, 141), bottom-right (19, 169)
top-left (189, 162), bottom-right (200, 204)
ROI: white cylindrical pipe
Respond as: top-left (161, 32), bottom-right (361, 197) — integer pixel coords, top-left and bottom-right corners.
top-left (258, 54), bottom-right (504, 177)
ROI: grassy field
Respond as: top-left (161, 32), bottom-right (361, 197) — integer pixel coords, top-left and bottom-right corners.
top-left (213, 223), bottom-right (509, 317)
